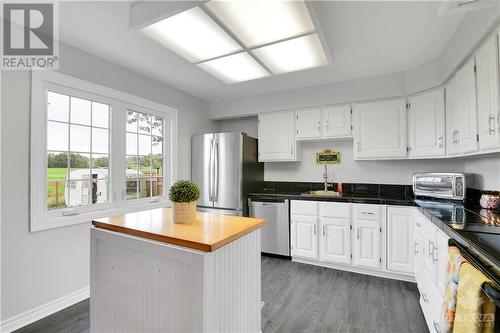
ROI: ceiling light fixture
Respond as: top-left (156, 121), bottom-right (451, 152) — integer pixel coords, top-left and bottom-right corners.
top-left (252, 34), bottom-right (328, 75)
top-left (205, 0), bottom-right (315, 48)
top-left (141, 7), bottom-right (242, 63)
top-left (197, 52), bottom-right (270, 84)
top-left (141, 0), bottom-right (329, 83)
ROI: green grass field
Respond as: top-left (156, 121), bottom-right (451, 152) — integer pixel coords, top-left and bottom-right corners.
top-left (48, 168), bottom-right (68, 181)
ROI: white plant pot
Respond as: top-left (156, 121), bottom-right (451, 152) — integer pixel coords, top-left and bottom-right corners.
top-left (172, 201), bottom-right (197, 224)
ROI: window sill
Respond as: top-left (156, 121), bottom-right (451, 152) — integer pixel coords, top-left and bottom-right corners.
top-left (30, 199), bottom-right (172, 232)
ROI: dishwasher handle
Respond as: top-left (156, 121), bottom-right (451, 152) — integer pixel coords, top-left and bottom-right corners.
top-left (248, 198), bottom-right (287, 205)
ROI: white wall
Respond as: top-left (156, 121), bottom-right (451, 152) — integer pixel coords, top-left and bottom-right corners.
top-left (1, 43), bottom-right (217, 324)
top-left (265, 141), bottom-right (467, 184)
top-left (219, 117), bottom-right (258, 138)
top-left (210, 71), bottom-right (407, 119)
top-left (464, 154), bottom-right (500, 191)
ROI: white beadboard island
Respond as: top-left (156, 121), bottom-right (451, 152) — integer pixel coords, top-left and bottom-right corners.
top-left (90, 208), bottom-right (265, 333)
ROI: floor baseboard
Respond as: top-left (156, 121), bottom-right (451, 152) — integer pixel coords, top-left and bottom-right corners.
top-left (1, 286), bottom-right (90, 333)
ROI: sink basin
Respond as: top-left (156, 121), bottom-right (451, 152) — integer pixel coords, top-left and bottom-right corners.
top-left (303, 190), bottom-right (342, 197)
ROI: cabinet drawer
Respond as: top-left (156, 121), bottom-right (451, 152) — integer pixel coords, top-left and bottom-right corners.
top-left (353, 204), bottom-right (382, 221)
top-left (291, 201), bottom-right (318, 216)
top-left (320, 202), bottom-right (351, 219)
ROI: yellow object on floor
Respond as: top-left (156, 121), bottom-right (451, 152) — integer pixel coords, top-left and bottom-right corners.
top-left (453, 262), bottom-right (496, 333)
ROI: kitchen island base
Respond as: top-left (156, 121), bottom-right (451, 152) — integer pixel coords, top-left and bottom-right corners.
top-left (90, 227), bottom-right (261, 332)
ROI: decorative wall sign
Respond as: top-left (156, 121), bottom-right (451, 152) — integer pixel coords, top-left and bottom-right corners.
top-left (316, 149), bottom-right (341, 164)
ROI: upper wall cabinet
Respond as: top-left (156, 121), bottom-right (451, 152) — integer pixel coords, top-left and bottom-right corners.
top-left (476, 33), bottom-right (500, 151)
top-left (408, 89), bottom-right (445, 158)
top-left (446, 58), bottom-right (479, 156)
top-left (295, 108), bottom-right (322, 139)
top-left (353, 98), bottom-right (407, 159)
top-left (295, 105), bottom-right (352, 140)
top-left (322, 105), bottom-right (352, 138)
top-left (258, 111), bottom-right (301, 162)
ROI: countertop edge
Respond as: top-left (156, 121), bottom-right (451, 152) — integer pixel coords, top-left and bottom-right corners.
top-left (92, 218), bottom-right (266, 252)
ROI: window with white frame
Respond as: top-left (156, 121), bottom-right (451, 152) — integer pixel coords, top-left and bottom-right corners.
top-left (47, 91), bottom-right (110, 210)
top-left (125, 109), bottom-right (165, 200)
top-left (31, 71), bottom-right (177, 231)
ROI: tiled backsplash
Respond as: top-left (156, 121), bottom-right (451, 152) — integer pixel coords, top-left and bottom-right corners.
top-left (257, 181), bottom-right (413, 200)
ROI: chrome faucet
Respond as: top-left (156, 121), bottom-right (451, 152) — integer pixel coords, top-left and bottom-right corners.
top-left (323, 165), bottom-right (329, 191)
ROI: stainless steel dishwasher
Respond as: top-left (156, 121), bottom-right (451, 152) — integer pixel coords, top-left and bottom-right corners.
top-left (248, 198), bottom-right (290, 257)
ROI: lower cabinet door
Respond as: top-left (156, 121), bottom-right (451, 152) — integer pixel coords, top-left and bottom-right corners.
top-left (386, 207), bottom-right (414, 274)
top-left (291, 215), bottom-right (318, 260)
top-left (414, 227), bottom-right (426, 286)
top-left (435, 230), bottom-right (450, 298)
top-left (320, 218), bottom-right (351, 265)
top-left (352, 219), bottom-right (381, 269)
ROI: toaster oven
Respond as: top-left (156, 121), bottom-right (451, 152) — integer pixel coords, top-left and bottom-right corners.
top-left (413, 173), bottom-right (466, 201)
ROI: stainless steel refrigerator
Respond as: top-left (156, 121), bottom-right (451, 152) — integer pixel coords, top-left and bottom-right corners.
top-left (191, 132), bottom-right (263, 216)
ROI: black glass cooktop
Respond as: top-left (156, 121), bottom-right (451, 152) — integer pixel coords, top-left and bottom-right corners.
top-left (414, 199), bottom-right (500, 235)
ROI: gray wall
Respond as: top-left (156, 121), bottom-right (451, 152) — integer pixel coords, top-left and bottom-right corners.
top-left (464, 154), bottom-right (500, 191)
top-left (219, 117), bottom-right (258, 138)
top-left (1, 43), bottom-right (217, 321)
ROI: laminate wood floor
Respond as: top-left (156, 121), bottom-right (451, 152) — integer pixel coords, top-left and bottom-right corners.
top-left (14, 256), bottom-right (428, 333)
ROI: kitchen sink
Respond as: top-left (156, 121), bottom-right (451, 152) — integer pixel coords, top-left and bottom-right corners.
top-left (302, 190), bottom-right (342, 197)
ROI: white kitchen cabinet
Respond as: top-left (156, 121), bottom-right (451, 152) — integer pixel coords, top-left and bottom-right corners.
top-left (353, 98), bottom-right (407, 159)
top-left (413, 217), bottom-right (426, 285)
top-left (258, 111), bottom-right (300, 162)
top-left (408, 89), bottom-right (445, 157)
top-left (322, 105), bottom-right (352, 138)
top-left (422, 221), bottom-right (437, 285)
top-left (352, 219), bottom-right (381, 269)
top-left (320, 217), bottom-right (351, 265)
top-left (446, 75), bottom-right (460, 156)
top-left (435, 230), bottom-right (450, 298)
top-left (295, 105), bottom-right (352, 140)
top-left (386, 207), bottom-right (414, 275)
top-left (476, 33), bottom-right (500, 151)
top-left (447, 58), bottom-right (479, 155)
top-left (295, 108), bottom-right (322, 139)
top-left (352, 204), bottom-right (383, 269)
top-left (291, 215), bottom-right (318, 260)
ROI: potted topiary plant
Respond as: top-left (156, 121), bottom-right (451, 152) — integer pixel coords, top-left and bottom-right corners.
top-left (168, 180), bottom-right (200, 224)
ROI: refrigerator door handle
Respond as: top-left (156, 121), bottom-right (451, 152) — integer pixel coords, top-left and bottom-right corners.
top-left (213, 140), bottom-right (219, 201)
top-left (208, 138), bottom-right (214, 201)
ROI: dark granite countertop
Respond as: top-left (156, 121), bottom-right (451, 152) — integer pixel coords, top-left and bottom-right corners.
top-left (248, 188), bottom-right (500, 273)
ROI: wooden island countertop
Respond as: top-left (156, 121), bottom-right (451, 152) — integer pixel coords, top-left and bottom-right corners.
top-left (92, 208), bottom-right (265, 252)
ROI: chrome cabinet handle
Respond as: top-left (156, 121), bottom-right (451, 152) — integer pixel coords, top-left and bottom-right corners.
top-left (433, 321), bottom-right (441, 333)
top-left (317, 120), bottom-right (320, 130)
top-left (438, 135), bottom-right (443, 148)
top-left (428, 240), bottom-right (434, 258)
top-left (433, 245), bottom-right (438, 262)
top-left (325, 120), bottom-right (329, 130)
top-left (456, 130), bottom-right (460, 144)
top-left (314, 224), bottom-right (317, 235)
top-left (322, 225), bottom-right (326, 236)
top-left (361, 211), bottom-right (375, 215)
top-left (290, 145), bottom-right (293, 155)
top-left (414, 241), bottom-right (419, 254)
top-left (422, 294), bottom-right (428, 302)
top-left (489, 115), bottom-right (496, 134)
top-left (356, 227), bottom-right (360, 239)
